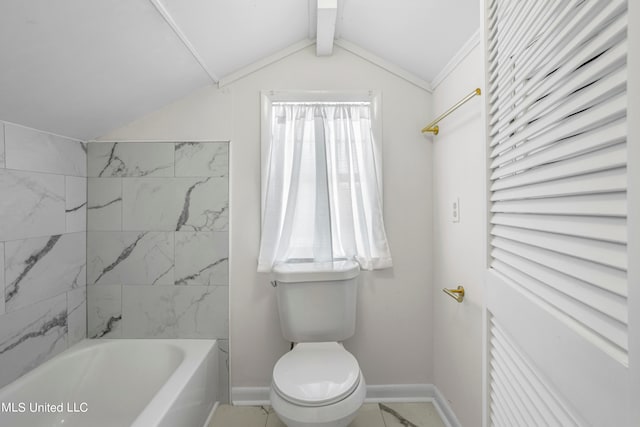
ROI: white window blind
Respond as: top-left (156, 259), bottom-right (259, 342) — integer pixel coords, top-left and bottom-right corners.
top-left (487, 0), bottom-right (629, 363)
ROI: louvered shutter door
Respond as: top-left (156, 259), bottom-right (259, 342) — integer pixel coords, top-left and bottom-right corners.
top-left (488, 0), bottom-right (628, 365)
top-left (489, 319), bottom-right (581, 427)
top-left (485, 0), bottom-right (631, 425)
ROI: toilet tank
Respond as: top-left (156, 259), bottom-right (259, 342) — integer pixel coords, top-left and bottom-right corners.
top-left (273, 260), bottom-right (360, 343)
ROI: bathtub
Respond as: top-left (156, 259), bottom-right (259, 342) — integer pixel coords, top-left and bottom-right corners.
top-left (0, 339), bottom-right (218, 427)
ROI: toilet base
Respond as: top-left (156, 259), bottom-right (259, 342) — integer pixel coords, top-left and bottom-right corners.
top-left (270, 372), bottom-right (366, 427)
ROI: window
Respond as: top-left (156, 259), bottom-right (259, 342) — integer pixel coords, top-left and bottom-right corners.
top-left (257, 91), bottom-right (392, 271)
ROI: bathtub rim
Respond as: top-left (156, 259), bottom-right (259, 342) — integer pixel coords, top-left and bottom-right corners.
top-left (0, 338), bottom-right (218, 427)
top-left (129, 338), bottom-right (217, 427)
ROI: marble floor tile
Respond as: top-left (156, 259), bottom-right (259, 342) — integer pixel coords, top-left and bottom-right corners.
top-left (380, 402), bottom-right (446, 427)
top-left (350, 403), bottom-right (387, 427)
top-left (209, 404), bottom-right (269, 427)
top-left (209, 403), bottom-right (445, 427)
top-left (265, 407), bottom-right (286, 427)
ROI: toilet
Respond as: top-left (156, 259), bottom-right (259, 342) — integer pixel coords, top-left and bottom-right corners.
top-left (270, 260), bottom-right (366, 427)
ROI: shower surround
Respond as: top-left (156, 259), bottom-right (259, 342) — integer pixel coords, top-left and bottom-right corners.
top-left (86, 141), bottom-right (229, 400)
top-left (0, 122), bottom-right (87, 388)
top-left (86, 141), bottom-right (229, 336)
top-left (0, 136), bottom-right (229, 398)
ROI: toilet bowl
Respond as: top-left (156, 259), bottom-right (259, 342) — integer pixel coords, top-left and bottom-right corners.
top-left (270, 342), bottom-right (366, 427)
top-left (269, 260), bottom-right (365, 427)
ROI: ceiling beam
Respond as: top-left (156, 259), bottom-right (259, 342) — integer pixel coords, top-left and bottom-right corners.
top-left (149, 0), bottom-right (220, 83)
top-left (316, 0), bottom-right (337, 56)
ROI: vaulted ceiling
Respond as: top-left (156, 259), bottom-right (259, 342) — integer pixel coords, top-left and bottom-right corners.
top-left (0, 0), bottom-right (479, 140)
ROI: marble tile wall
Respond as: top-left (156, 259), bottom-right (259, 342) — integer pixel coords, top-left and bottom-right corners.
top-left (86, 141), bottom-right (229, 400)
top-left (0, 122), bottom-right (87, 388)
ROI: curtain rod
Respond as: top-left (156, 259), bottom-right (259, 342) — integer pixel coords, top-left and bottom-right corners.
top-left (422, 88), bottom-right (481, 135)
top-left (272, 101), bottom-right (371, 106)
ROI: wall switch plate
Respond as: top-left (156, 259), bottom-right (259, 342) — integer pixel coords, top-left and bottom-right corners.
top-left (452, 198), bottom-right (460, 223)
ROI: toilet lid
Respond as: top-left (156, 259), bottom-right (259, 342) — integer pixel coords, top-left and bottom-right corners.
top-left (273, 342), bottom-right (360, 406)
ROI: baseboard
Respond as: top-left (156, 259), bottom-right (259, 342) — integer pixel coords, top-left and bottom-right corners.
top-left (364, 383), bottom-right (434, 403)
top-left (365, 384), bottom-right (461, 427)
top-left (431, 386), bottom-right (462, 427)
top-left (231, 387), bottom-right (271, 406)
top-left (232, 384), bottom-right (461, 427)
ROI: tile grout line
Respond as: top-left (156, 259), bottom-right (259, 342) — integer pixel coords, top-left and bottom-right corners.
top-left (2, 123), bottom-right (5, 168)
top-left (119, 147), bottom-right (125, 336)
top-left (173, 142), bottom-right (177, 287)
top-left (261, 404), bottom-right (269, 427)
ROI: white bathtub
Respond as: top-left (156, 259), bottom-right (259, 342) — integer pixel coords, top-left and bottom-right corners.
top-left (0, 339), bottom-right (218, 427)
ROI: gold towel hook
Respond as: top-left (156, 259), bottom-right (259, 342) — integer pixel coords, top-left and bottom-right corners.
top-left (443, 286), bottom-right (465, 303)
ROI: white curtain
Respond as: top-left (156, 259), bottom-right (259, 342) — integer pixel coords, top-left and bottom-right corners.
top-left (257, 102), bottom-right (392, 271)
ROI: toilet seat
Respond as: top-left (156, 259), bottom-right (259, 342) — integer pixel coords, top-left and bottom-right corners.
top-left (272, 342), bottom-right (360, 407)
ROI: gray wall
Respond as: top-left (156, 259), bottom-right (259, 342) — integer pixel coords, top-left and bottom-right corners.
top-left (0, 122), bottom-right (87, 388)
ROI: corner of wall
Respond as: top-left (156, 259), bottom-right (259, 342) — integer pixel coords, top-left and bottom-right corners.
top-left (0, 120), bottom-right (87, 388)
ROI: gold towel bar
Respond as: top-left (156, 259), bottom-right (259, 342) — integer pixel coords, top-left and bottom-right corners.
top-left (422, 88), bottom-right (481, 135)
top-left (443, 286), bottom-right (465, 303)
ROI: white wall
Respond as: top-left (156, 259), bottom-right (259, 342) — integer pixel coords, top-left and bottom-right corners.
top-left (431, 44), bottom-right (484, 427)
top-left (98, 45), bottom-right (434, 392)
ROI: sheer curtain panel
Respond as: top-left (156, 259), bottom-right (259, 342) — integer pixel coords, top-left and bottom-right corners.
top-left (257, 102), bottom-right (392, 271)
